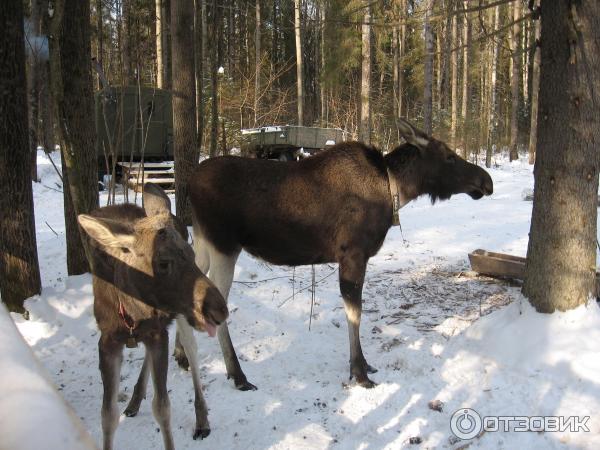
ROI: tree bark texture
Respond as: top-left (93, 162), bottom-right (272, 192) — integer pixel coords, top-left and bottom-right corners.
top-left (423, 0), bottom-right (434, 134)
top-left (522, 0), bottom-right (600, 313)
top-left (359, 1), bottom-right (371, 144)
top-left (294, 0), bottom-right (303, 126)
top-left (50, 0), bottom-right (99, 275)
top-left (171, 0), bottom-right (199, 225)
top-left (0, 0), bottom-right (42, 312)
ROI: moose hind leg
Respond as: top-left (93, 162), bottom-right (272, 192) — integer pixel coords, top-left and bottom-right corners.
top-left (339, 253), bottom-right (377, 388)
top-left (147, 330), bottom-right (175, 450)
top-left (99, 335), bottom-right (124, 450)
top-left (210, 249), bottom-right (257, 391)
top-left (124, 352), bottom-right (150, 417)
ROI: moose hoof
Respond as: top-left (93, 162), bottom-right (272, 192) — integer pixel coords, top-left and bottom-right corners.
top-left (123, 407), bottom-right (139, 417)
top-left (357, 377), bottom-right (378, 389)
top-left (193, 427), bottom-right (211, 440)
top-left (174, 351), bottom-right (190, 371)
top-left (235, 380), bottom-right (258, 391)
top-left (366, 364), bottom-right (378, 374)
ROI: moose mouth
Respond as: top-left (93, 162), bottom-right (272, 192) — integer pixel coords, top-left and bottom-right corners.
top-left (467, 182), bottom-right (493, 200)
top-left (468, 190), bottom-right (484, 200)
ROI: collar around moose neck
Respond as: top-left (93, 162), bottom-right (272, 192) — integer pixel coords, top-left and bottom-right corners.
top-left (386, 167), bottom-right (401, 226)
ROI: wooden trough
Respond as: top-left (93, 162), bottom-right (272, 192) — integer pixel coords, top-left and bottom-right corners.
top-left (468, 249), bottom-right (600, 296)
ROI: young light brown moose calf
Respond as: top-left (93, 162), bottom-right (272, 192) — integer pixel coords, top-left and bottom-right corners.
top-left (78, 183), bottom-right (228, 450)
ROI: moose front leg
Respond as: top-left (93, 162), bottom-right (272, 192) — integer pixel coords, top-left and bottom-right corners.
top-left (98, 335), bottom-right (124, 450)
top-left (146, 330), bottom-right (175, 450)
top-left (339, 254), bottom-right (377, 388)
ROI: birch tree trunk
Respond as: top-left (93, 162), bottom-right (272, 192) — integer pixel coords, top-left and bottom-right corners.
top-left (254, 0), bottom-right (261, 126)
top-left (359, 0), bottom-right (371, 144)
top-left (0, 0), bottom-right (42, 312)
top-left (156, 0), bottom-right (165, 88)
top-left (294, 0), bottom-right (303, 125)
top-left (523, 0), bottom-right (600, 313)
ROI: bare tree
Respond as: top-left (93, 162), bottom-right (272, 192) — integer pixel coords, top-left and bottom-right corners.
top-left (0, 0), bottom-right (42, 312)
top-left (171, 0), bottom-right (198, 225)
top-left (485, 4), bottom-right (499, 168)
top-left (523, 0), bottom-right (600, 313)
top-left (254, 0), bottom-right (261, 126)
top-left (460, 0), bottom-right (470, 158)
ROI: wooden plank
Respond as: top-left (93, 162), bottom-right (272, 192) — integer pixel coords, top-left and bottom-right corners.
top-left (126, 169), bottom-right (174, 176)
top-left (117, 162), bottom-right (173, 170)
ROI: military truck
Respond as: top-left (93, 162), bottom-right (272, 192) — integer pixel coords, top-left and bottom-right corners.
top-left (95, 86), bottom-right (173, 179)
top-left (240, 125), bottom-right (347, 161)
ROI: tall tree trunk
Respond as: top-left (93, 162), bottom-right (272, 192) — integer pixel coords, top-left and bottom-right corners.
top-left (450, 4), bottom-right (458, 149)
top-left (95, 0), bottom-right (104, 89)
top-left (156, 0), bottom-right (165, 88)
top-left (392, 0), bottom-right (405, 121)
top-left (294, 0), bottom-right (303, 125)
top-left (522, 14), bottom-right (530, 108)
top-left (254, 0), bottom-right (261, 126)
top-left (209, 0), bottom-right (220, 156)
top-left (50, 0), bottom-right (99, 275)
top-left (171, 0), bottom-right (198, 225)
top-left (423, 0), bottom-right (434, 134)
top-left (0, 0), bottom-right (42, 312)
top-left (359, 0), bottom-right (371, 143)
top-left (528, 1), bottom-right (541, 165)
top-left (460, 0), bottom-right (470, 158)
top-left (194, 0), bottom-right (204, 149)
top-left (485, 5), bottom-right (499, 168)
top-left (509, 0), bottom-right (521, 161)
top-left (28, 0), bottom-right (44, 181)
top-left (320, 2), bottom-right (326, 125)
top-left (122, 0), bottom-right (134, 84)
top-left (523, 0), bottom-right (600, 313)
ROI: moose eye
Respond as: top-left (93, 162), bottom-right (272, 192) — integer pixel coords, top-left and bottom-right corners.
top-left (157, 228), bottom-right (167, 238)
top-left (447, 154), bottom-right (457, 164)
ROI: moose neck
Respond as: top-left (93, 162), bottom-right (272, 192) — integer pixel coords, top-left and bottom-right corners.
top-left (383, 144), bottom-right (422, 208)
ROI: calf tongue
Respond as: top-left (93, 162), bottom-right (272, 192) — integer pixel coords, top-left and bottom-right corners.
top-left (205, 321), bottom-right (217, 337)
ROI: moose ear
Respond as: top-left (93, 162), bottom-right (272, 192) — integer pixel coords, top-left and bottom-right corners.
top-left (143, 183), bottom-right (171, 217)
top-left (78, 214), bottom-right (136, 249)
top-left (396, 118), bottom-right (430, 150)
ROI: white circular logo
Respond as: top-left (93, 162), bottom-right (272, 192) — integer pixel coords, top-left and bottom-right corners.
top-left (450, 408), bottom-right (482, 440)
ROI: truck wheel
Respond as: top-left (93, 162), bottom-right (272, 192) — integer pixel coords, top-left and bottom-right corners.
top-left (278, 152), bottom-right (293, 162)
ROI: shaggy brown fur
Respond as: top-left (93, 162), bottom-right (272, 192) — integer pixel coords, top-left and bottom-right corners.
top-left (180, 119), bottom-right (493, 388)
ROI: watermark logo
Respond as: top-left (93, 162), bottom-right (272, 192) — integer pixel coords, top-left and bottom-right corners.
top-left (450, 408), bottom-right (590, 440)
top-left (450, 409), bottom-right (482, 440)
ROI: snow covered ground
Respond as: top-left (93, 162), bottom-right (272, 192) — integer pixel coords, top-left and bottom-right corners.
top-left (9, 151), bottom-right (600, 449)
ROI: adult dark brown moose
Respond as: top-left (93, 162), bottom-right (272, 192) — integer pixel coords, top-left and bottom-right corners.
top-left (177, 119), bottom-right (493, 389)
top-left (78, 183), bottom-right (228, 450)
